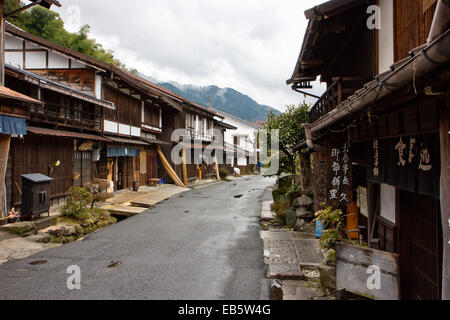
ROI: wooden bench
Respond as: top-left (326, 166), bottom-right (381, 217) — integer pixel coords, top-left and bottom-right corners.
top-left (148, 178), bottom-right (163, 186)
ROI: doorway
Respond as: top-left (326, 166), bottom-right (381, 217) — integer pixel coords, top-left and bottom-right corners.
top-left (399, 190), bottom-right (443, 300)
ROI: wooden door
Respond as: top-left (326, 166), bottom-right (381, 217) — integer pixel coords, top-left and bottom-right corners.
top-left (399, 190), bottom-right (443, 300)
top-left (147, 149), bottom-right (158, 180)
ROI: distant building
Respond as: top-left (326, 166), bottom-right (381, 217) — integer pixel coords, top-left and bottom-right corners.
top-left (212, 109), bottom-right (261, 174)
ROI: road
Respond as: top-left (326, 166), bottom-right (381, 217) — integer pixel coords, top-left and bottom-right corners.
top-left (0, 175), bottom-right (275, 300)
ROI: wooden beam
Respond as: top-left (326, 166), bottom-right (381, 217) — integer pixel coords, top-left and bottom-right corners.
top-left (440, 104), bottom-right (450, 299)
top-left (0, 135), bottom-right (11, 216)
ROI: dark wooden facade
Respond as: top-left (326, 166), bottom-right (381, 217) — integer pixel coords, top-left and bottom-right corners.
top-left (289, 0), bottom-right (448, 300)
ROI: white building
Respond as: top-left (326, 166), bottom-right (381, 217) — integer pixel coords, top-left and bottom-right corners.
top-left (212, 109), bottom-right (261, 172)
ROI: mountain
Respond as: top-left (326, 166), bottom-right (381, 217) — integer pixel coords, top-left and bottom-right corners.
top-left (154, 81), bottom-right (281, 122)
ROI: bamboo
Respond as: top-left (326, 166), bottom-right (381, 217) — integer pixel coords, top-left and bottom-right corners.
top-left (214, 156), bottom-right (221, 181)
top-left (156, 145), bottom-right (185, 187)
top-left (181, 148), bottom-right (188, 186)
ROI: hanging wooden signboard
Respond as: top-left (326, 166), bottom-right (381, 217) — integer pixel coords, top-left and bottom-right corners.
top-left (326, 134), bottom-right (352, 208)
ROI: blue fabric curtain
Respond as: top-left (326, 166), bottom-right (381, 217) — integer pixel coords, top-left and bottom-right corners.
top-left (107, 146), bottom-right (140, 157)
top-left (0, 115), bottom-right (27, 135)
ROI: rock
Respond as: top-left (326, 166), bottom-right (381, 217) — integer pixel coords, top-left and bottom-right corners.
top-left (318, 265), bottom-right (337, 290)
top-left (63, 226), bottom-right (76, 236)
top-left (301, 223), bottom-right (316, 234)
top-left (26, 234), bottom-right (51, 243)
top-left (293, 195), bottom-right (314, 208)
top-left (294, 219), bottom-right (306, 231)
top-left (286, 208), bottom-right (297, 229)
top-left (270, 280), bottom-right (283, 300)
top-left (74, 224), bottom-right (84, 235)
top-left (52, 228), bottom-right (64, 237)
top-left (0, 222), bottom-right (35, 236)
top-left (296, 207), bottom-right (314, 219)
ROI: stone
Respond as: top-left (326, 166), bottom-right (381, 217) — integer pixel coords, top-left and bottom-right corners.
top-left (318, 265), bottom-right (337, 290)
top-left (301, 223), bottom-right (316, 234)
top-left (294, 219), bottom-right (305, 232)
top-left (63, 226), bottom-right (76, 236)
top-left (52, 228), bottom-right (64, 237)
top-left (34, 217), bottom-right (57, 231)
top-left (286, 208), bottom-right (297, 229)
top-left (296, 207), bottom-right (314, 219)
top-left (270, 280), bottom-right (283, 300)
top-left (26, 234), bottom-right (51, 243)
top-left (74, 224), bottom-right (84, 235)
top-left (0, 222), bottom-right (35, 236)
top-left (293, 195), bottom-right (314, 208)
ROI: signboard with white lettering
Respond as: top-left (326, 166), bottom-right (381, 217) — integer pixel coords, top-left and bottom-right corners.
top-left (327, 135), bottom-right (352, 208)
top-left (368, 133), bottom-right (440, 199)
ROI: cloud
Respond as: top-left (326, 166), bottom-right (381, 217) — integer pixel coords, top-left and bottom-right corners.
top-left (55, 0), bottom-right (327, 111)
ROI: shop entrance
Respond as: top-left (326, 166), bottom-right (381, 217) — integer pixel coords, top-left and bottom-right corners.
top-left (399, 190), bottom-right (443, 300)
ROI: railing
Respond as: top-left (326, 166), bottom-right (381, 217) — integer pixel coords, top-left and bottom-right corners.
top-left (184, 128), bottom-right (215, 143)
top-left (30, 101), bottom-right (101, 131)
top-left (309, 79), bottom-right (343, 123)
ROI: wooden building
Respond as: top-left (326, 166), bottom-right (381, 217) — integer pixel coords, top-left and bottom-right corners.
top-left (288, 0), bottom-right (449, 300)
top-left (1, 17), bottom-right (236, 214)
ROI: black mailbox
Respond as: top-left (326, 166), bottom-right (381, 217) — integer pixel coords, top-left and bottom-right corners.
top-left (21, 174), bottom-right (54, 219)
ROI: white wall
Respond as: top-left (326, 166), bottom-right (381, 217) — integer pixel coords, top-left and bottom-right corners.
top-left (380, 184), bottom-right (396, 224)
top-left (378, 0), bottom-right (394, 73)
top-left (217, 112), bottom-right (259, 167)
top-left (5, 34), bottom-right (88, 70)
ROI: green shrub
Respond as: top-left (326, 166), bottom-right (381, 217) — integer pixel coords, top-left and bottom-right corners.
top-left (271, 198), bottom-right (291, 225)
top-left (61, 187), bottom-right (93, 221)
top-left (313, 207), bottom-right (345, 264)
top-left (61, 187), bottom-right (112, 222)
top-left (219, 167), bottom-right (230, 179)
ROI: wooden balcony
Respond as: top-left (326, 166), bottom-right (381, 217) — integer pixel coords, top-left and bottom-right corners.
top-left (185, 128), bottom-right (215, 143)
top-left (29, 101), bottom-right (101, 132)
top-left (309, 79), bottom-right (343, 123)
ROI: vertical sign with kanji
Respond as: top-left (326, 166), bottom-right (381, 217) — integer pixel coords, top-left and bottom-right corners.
top-left (327, 136), bottom-right (352, 208)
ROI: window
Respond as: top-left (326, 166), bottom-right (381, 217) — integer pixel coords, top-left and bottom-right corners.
top-left (74, 151), bottom-right (92, 187)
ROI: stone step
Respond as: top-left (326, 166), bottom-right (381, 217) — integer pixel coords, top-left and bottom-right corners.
top-left (105, 205), bottom-right (148, 217)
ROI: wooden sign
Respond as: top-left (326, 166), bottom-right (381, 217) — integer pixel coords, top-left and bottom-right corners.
top-left (336, 243), bottom-right (400, 300)
top-left (326, 135), bottom-right (352, 208)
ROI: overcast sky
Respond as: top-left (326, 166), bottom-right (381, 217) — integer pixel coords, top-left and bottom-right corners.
top-left (55, 0), bottom-right (327, 112)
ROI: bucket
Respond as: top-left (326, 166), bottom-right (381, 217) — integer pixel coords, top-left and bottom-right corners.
top-left (316, 219), bottom-right (325, 238)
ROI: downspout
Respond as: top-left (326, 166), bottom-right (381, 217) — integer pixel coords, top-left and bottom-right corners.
top-left (302, 123), bottom-right (324, 153)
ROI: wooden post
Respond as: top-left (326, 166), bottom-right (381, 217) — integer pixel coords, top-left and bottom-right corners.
top-left (440, 105), bottom-right (449, 300)
top-left (0, 134), bottom-right (11, 216)
top-left (181, 148), bottom-right (188, 186)
top-left (367, 182), bottom-right (377, 248)
top-left (156, 145), bottom-right (184, 187)
top-left (0, 0), bottom-right (5, 86)
top-left (313, 151), bottom-right (327, 212)
top-left (214, 155), bottom-right (221, 181)
top-left (298, 151), bottom-right (312, 194)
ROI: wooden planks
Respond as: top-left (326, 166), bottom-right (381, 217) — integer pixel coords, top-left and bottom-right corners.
top-left (336, 242), bottom-right (400, 300)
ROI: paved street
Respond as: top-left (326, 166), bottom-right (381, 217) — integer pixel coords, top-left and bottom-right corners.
top-left (0, 176), bottom-right (275, 300)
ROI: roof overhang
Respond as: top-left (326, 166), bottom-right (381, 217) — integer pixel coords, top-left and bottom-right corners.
top-left (6, 65), bottom-right (116, 110)
top-left (27, 126), bottom-right (111, 141)
top-left (0, 86), bottom-right (43, 105)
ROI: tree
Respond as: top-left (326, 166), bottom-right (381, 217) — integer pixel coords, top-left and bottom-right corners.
top-left (4, 0), bottom-right (128, 68)
top-left (264, 102), bottom-right (309, 178)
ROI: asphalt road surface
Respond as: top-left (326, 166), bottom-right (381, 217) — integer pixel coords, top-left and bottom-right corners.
top-left (0, 175), bottom-right (275, 300)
